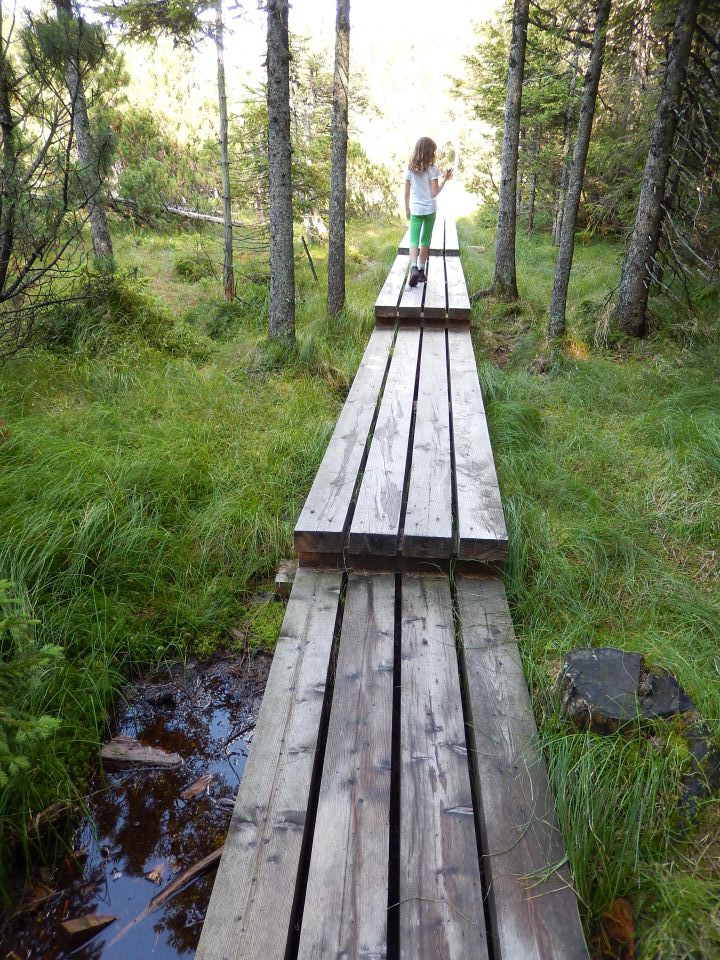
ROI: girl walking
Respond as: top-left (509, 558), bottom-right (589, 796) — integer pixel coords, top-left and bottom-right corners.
top-left (404, 137), bottom-right (452, 287)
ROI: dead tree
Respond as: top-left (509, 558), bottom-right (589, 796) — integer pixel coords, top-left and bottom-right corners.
top-left (327, 0), bottom-right (350, 317)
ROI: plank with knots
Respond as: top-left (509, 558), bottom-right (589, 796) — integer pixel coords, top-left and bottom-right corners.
top-left (349, 327), bottom-right (420, 556)
top-left (456, 576), bottom-right (589, 960)
top-left (446, 256), bottom-right (471, 321)
top-left (398, 574), bottom-right (490, 960)
top-left (297, 573), bottom-right (395, 960)
top-left (294, 327), bottom-right (394, 556)
top-left (421, 254), bottom-right (447, 320)
top-left (375, 254), bottom-right (408, 319)
top-left (402, 329), bottom-right (453, 559)
top-left (195, 568), bottom-right (343, 960)
top-left (447, 330), bottom-right (508, 563)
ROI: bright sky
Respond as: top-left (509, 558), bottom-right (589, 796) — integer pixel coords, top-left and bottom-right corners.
top-left (12, 0), bottom-right (503, 190)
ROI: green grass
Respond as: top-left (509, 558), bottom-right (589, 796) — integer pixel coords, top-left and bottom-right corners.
top-left (460, 214), bottom-right (720, 956)
top-left (1, 212), bottom-right (718, 955)
top-left (0, 218), bottom-right (397, 893)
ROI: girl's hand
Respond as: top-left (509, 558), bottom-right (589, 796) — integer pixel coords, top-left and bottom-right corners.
top-left (406, 209), bottom-right (411, 220)
top-left (444, 167), bottom-right (453, 181)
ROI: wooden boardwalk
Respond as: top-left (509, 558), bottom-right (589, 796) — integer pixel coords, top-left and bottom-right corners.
top-left (196, 220), bottom-right (588, 960)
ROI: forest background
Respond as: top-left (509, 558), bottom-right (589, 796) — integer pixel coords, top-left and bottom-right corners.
top-left (1, 0), bottom-right (719, 957)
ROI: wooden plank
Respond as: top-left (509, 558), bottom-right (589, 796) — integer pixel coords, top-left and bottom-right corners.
top-left (444, 218), bottom-right (460, 255)
top-left (294, 327), bottom-right (394, 554)
top-left (429, 215), bottom-right (445, 252)
top-left (398, 269), bottom-right (425, 318)
top-left (298, 573), bottom-right (395, 960)
top-left (456, 576), bottom-right (589, 960)
top-left (375, 254), bottom-right (408, 318)
top-left (446, 257), bottom-right (471, 321)
top-left (447, 330), bottom-right (508, 562)
top-left (349, 327), bottom-right (420, 556)
top-left (398, 226), bottom-right (411, 255)
top-left (399, 574), bottom-right (490, 960)
top-left (196, 569), bottom-right (342, 960)
top-left (403, 330), bottom-right (453, 558)
top-left (421, 254), bottom-right (447, 320)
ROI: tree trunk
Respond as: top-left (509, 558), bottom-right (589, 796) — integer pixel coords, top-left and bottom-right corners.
top-left (0, 31), bottom-right (16, 297)
top-left (526, 128), bottom-right (539, 234)
top-left (327, 0), bottom-right (350, 317)
top-left (552, 43), bottom-right (581, 246)
top-left (56, 0), bottom-right (113, 267)
top-left (215, 1), bottom-right (234, 302)
top-left (266, 0), bottom-right (295, 340)
top-left (548, 0), bottom-right (612, 339)
top-left (614, 0), bottom-right (700, 337)
top-left (492, 0), bottom-right (529, 301)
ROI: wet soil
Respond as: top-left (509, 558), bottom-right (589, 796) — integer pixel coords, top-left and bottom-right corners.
top-left (1, 652), bottom-right (270, 959)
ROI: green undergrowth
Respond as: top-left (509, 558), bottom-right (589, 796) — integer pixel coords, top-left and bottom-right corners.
top-left (1, 211), bottom-right (718, 953)
top-left (460, 213), bottom-right (720, 956)
top-left (0, 218), bottom-right (398, 894)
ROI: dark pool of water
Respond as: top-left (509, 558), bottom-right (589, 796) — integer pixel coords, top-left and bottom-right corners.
top-left (1, 653), bottom-right (269, 959)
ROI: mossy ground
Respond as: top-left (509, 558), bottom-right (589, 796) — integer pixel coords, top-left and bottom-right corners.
top-left (1, 214), bottom-right (718, 955)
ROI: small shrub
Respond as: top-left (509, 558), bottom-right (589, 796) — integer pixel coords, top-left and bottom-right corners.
top-left (174, 253), bottom-right (215, 283)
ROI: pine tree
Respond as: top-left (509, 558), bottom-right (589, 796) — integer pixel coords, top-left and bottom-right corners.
top-left (327, 0), bottom-right (350, 317)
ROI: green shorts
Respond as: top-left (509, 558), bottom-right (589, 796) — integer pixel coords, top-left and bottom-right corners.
top-left (409, 213), bottom-right (436, 248)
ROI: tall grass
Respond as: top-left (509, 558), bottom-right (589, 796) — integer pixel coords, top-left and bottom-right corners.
top-left (461, 215), bottom-right (720, 955)
top-left (0, 219), bottom-right (399, 893)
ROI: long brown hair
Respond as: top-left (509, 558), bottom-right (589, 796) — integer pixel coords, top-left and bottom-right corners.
top-left (409, 137), bottom-right (437, 172)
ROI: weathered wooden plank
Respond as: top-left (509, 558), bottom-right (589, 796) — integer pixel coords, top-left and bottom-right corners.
top-left (375, 254), bottom-right (408, 318)
top-left (196, 569), bottom-right (342, 960)
top-left (294, 327), bottom-right (394, 554)
top-left (446, 257), bottom-right (471, 321)
top-left (399, 575), bottom-right (490, 960)
top-left (349, 327), bottom-right (420, 556)
top-left (403, 330), bottom-right (453, 558)
top-left (456, 576), bottom-right (588, 960)
top-left (298, 573), bottom-right (395, 960)
top-left (398, 269), bottom-right (425, 318)
top-left (421, 254), bottom-right (447, 319)
top-left (429, 215), bottom-right (445, 252)
top-left (447, 330), bottom-right (508, 562)
top-left (444, 218), bottom-right (460, 255)
top-left (398, 226), bottom-right (411, 255)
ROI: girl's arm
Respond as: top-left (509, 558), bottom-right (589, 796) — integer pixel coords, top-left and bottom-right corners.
top-left (430, 168), bottom-right (453, 198)
top-left (404, 179), bottom-right (411, 219)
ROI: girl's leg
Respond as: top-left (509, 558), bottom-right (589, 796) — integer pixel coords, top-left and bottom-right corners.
top-left (408, 215), bottom-right (422, 268)
top-left (417, 213), bottom-right (436, 270)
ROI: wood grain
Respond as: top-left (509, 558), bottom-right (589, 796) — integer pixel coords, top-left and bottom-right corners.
top-left (447, 329), bottom-right (508, 562)
top-left (298, 573), bottom-right (395, 960)
top-left (398, 574), bottom-right (490, 960)
top-left (422, 254), bottom-right (447, 319)
top-left (446, 257), bottom-right (471, 321)
top-left (456, 576), bottom-right (588, 960)
top-left (403, 330), bottom-right (453, 559)
top-left (195, 569), bottom-right (342, 960)
top-left (349, 327), bottom-right (420, 556)
top-left (375, 254), bottom-right (409, 318)
top-left (295, 327), bottom-right (394, 554)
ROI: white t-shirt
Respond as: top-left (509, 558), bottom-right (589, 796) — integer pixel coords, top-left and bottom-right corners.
top-left (406, 165), bottom-right (441, 215)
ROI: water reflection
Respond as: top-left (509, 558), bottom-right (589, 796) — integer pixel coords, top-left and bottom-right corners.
top-left (1, 655), bottom-right (268, 959)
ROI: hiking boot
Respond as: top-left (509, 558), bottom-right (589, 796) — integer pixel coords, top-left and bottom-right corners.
top-left (408, 265), bottom-right (420, 287)
top-left (417, 266), bottom-right (426, 283)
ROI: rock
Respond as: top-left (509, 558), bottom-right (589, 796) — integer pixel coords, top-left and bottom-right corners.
top-left (100, 735), bottom-right (182, 768)
top-left (60, 914), bottom-right (118, 946)
top-left (558, 647), bottom-right (720, 815)
top-left (558, 648), bottom-right (643, 734)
